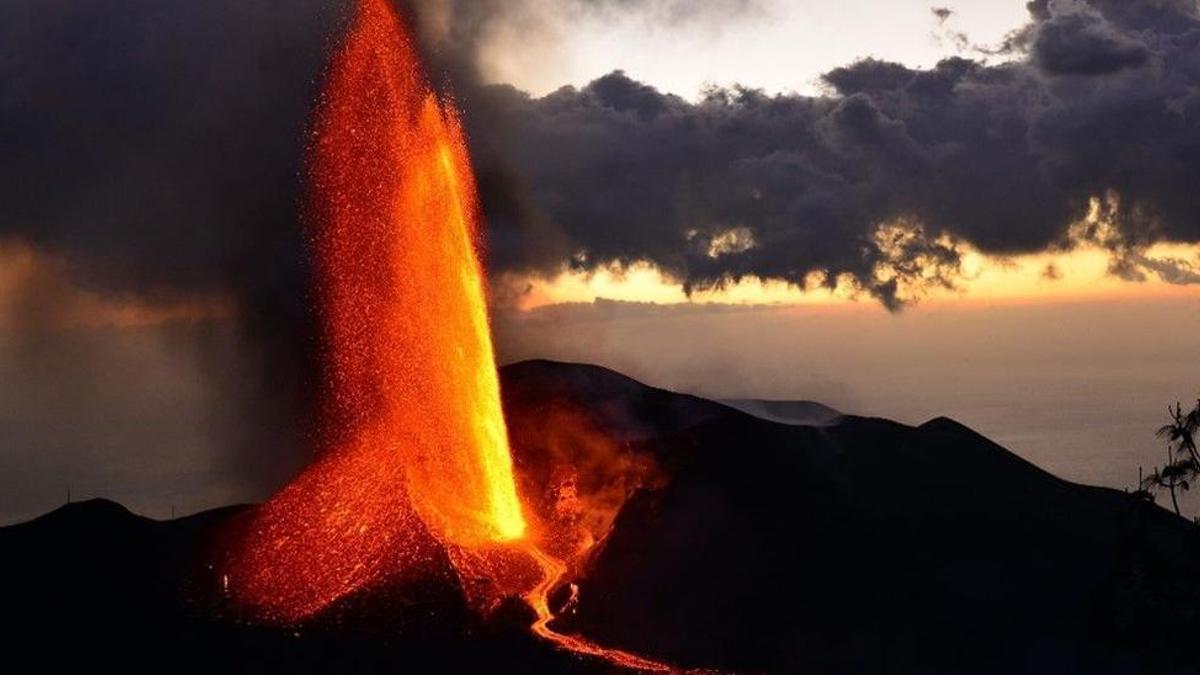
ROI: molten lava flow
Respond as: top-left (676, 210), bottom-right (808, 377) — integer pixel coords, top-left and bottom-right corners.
top-left (225, 1), bottom-right (675, 669)
top-left (227, 0), bottom-right (523, 620)
top-left (521, 544), bottom-right (674, 672)
top-left (506, 405), bottom-right (674, 671)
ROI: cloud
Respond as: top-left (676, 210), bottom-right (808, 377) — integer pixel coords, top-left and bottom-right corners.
top-left (411, 0), bottom-right (762, 85)
top-left (457, 0), bottom-right (1200, 308)
top-left (0, 0), bottom-right (347, 297)
top-left (0, 0), bottom-right (352, 488)
top-left (1032, 6), bottom-right (1150, 75)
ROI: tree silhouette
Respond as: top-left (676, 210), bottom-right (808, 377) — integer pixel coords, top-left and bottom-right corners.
top-left (1142, 400), bottom-right (1200, 519)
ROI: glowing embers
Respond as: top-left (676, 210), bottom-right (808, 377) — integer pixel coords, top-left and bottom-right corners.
top-left (223, 0), bottom-right (673, 668)
top-left (504, 404), bottom-right (673, 670)
top-left (228, 437), bottom-right (446, 620)
top-left (226, 0), bottom-right (523, 620)
top-left (308, 0), bottom-right (524, 549)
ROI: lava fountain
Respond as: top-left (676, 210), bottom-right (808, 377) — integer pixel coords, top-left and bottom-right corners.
top-left (225, 1), bottom-right (669, 669)
top-left (227, 0), bottom-right (524, 620)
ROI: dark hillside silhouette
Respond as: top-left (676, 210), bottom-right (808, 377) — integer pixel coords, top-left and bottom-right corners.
top-left (1, 360), bottom-right (1196, 673)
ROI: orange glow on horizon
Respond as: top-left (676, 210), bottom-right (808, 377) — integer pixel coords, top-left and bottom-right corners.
top-left (0, 242), bottom-right (232, 331)
top-left (496, 241), bottom-right (1200, 312)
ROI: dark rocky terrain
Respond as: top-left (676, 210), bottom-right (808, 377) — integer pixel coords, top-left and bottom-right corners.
top-left (2, 360), bottom-right (1198, 673)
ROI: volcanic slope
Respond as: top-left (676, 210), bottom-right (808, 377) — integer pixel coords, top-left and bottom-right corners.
top-left (2, 360), bottom-right (1197, 673)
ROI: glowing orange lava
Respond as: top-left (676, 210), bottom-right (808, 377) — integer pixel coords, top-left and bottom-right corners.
top-left (306, 0), bottom-right (526, 548)
top-left (227, 0), bottom-right (522, 619)
top-left (520, 543), bottom-right (674, 672)
top-left (225, 1), bottom-right (674, 670)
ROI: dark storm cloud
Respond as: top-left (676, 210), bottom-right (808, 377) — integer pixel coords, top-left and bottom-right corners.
top-left (459, 0), bottom-right (1200, 307)
top-left (0, 0), bottom-right (350, 300)
top-left (1032, 8), bottom-right (1150, 75)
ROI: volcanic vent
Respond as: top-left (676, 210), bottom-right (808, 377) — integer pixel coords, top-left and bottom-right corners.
top-left (223, 0), bottom-right (667, 669)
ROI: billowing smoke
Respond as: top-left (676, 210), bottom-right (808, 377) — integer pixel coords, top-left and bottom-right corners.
top-left (453, 0), bottom-right (1200, 308)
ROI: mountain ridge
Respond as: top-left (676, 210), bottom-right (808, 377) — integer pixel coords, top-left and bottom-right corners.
top-left (1, 359), bottom-right (1196, 673)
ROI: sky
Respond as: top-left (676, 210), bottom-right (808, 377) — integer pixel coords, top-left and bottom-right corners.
top-left (3, 0), bottom-right (1200, 522)
top-left (474, 0), bottom-right (1031, 99)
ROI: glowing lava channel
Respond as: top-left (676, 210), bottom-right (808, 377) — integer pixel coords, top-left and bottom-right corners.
top-left (521, 544), bottom-right (674, 672)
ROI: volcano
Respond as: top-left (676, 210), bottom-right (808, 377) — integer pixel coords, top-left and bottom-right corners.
top-left (3, 360), bottom-right (1199, 673)
top-left (4, 3), bottom-right (1199, 672)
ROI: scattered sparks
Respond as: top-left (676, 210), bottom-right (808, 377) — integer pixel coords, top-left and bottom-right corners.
top-left (226, 0), bottom-right (523, 620)
top-left (222, 2), bottom-right (677, 670)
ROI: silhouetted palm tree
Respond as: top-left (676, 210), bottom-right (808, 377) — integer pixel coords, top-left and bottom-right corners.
top-left (1144, 455), bottom-right (1188, 517)
top-left (1157, 401), bottom-right (1200, 467)
top-left (1143, 400), bottom-right (1200, 518)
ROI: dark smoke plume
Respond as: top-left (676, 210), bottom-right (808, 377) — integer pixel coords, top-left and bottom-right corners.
top-left (0, 0), bottom-right (352, 489)
top-left (451, 0), bottom-right (1200, 307)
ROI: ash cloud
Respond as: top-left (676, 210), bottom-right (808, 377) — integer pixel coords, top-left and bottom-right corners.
top-left (0, 0), bottom-right (354, 489)
top-left (1, 0), bottom-right (348, 300)
top-left (455, 0), bottom-right (1200, 307)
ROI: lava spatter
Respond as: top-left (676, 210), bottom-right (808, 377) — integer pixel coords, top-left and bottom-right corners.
top-left (223, 1), bottom-right (674, 670)
top-left (227, 0), bottom-right (523, 620)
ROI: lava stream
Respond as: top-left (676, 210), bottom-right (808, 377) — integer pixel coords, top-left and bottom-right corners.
top-left (521, 543), bottom-right (674, 672)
